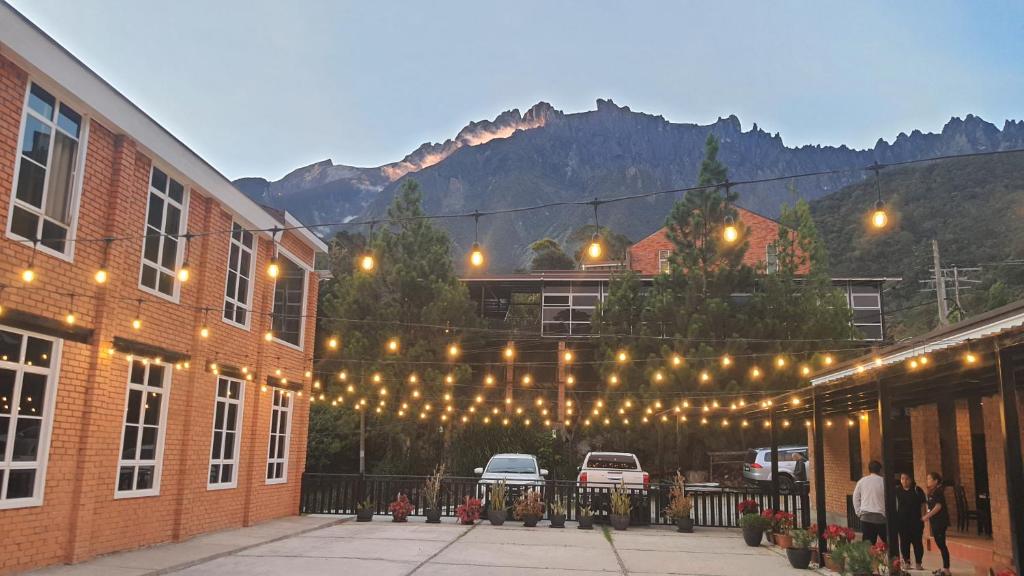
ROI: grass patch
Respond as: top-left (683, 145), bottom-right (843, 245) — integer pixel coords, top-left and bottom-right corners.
top-left (601, 524), bottom-right (613, 544)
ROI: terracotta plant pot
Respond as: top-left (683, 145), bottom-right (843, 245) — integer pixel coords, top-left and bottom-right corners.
top-left (610, 514), bottom-right (630, 531)
top-left (742, 526), bottom-right (764, 547)
top-left (424, 508), bottom-right (442, 524)
top-left (823, 552), bottom-right (843, 572)
top-left (786, 547), bottom-right (812, 569)
top-left (676, 517), bottom-right (694, 533)
top-left (577, 516), bottom-right (594, 530)
top-left (487, 509), bottom-right (506, 526)
top-left (356, 508), bottom-right (373, 522)
top-left (522, 514), bottom-right (541, 527)
top-left (774, 533), bottom-right (793, 549)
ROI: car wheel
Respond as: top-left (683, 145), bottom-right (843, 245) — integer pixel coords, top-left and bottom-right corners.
top-left (779, 475), bottom-right (795, 494)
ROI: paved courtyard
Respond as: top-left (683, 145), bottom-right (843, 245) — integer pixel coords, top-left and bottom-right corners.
top-left (168, 517), bottom-right (809, 576)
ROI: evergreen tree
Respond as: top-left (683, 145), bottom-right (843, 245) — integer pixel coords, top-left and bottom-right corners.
top-left (529, 238), bottom-right (576, 270)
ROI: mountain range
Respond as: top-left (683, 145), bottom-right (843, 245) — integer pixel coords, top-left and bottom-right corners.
top-left (234, 100), bottom-right (1024, 271)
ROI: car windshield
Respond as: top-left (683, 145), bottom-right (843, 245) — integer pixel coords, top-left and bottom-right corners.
top-left (585, 454), bottom-right (638, 470)
top-left (486, 457), bottom-right (537, 474)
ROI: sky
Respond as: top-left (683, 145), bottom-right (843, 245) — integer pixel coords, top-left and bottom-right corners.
top-left (9, 1), bottom-right (1023, 181)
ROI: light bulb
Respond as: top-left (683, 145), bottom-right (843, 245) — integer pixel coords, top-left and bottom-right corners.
top-left (264, 330), bottom-right (273, 342)
top-left (200, 326), bottom-right (210, 338)
top-left (327, 337), bottom-right (339, 350)
top-left (721, 355), bottom-right (732, 367)
top-left (386, 338), bottom-right (399, 353)
top-left (21, 268), bottom-right (35, 283)
top-left (267, 257), bottom-right (280, 278)
top-left (563, 350), bottom-right (573, 363)
top-left (723, 218), bottom-right (739, 243)
top-left (94, 268), bottom-right (109, 284)
top-left (871, 201), bottom-right (888, 229)
top-left (775, 356), bottom-right (786, 368)
top-left (360, 253), bottom-right (375, 272)
top-left (448, 343), bottom-right (460, 358)
top-left (177, 266), bottom-right (190, 282)
top-left (504, 346), bottom-right (514, 360)
top-left (132, 318), bottom-right (142, 330)
top-left (469, 242), bottom-right (484, 268)
top-left (65, 312), bottom-right (76, 325)
top-left (672, 354), bottom-right (683, 367)
top-left (617, 350), bottom-right (628, 363)
top-left (587, 234), bottom-right (602, 260)
top-left (965, 352), bottom-right (978, 365)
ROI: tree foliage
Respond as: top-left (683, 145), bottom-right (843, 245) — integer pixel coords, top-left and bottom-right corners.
top-left (529, 238), bottom-right (576, 270)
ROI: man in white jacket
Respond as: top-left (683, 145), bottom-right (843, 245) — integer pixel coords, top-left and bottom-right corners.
top-left (853, 460), bottom-right (887, 544)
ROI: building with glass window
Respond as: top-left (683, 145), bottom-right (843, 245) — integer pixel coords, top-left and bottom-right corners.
top-left (0, 5), bottom-right (327, 573)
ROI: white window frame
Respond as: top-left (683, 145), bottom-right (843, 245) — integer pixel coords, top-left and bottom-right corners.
top-left (766, 243), bottom-right (779, 274)
top-left (115, 359), bottom-right (171, 499)
top-left (269, 246), bottom-right (310, 351)
top-left (221, 221), bottom-right (257, 330)
top-left (0, 326), bottom-right (62, 510)
top-left (208, 376), bottom-right (245, 490)
top-left (657, 249), bottom-right (671, 274)
top-left (5, 80), bottom-right (89, 262)
top-left (137, 165), bottom-right (189, 302)
top-left (266, 388), bottom-right (293, 485)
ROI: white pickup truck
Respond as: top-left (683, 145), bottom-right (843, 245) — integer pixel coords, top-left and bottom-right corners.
top-left (576, 452), bottom-right (649, 489)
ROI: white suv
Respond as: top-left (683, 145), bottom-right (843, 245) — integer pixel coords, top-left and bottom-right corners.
top-left (742, 446), bottom-right (809, 492)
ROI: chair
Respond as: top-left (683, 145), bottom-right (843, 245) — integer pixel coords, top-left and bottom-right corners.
top-left (954, 485), bottom-right (982, 534)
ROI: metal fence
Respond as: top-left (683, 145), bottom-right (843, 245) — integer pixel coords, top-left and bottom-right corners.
top-left (300, 473), bottom-right (810, 528)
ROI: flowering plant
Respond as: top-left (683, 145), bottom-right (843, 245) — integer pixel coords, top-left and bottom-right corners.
top-left (822, 523), bottom-right (856, 549)
top-left (513, 489), bottom-right (545, 519)
top-left (455, 496), bottom-right (482, 524)
top-left (737, 499), bottom-right (760, 515)
top-left (995, 570), bottom-right (1019, 576)
top-left (772, 511), bottom-right (795, 533)
top-left (388, 493), bottom-right (414, 521)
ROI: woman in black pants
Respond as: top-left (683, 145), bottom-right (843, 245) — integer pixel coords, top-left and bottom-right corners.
top-left (895, 473), bottom-right (926, 570)
top-left (922, 471), bottom-right (951, 576)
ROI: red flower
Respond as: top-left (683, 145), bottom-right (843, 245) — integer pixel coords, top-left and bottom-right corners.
top-left (737, 499), bottom-right (760, 515)
top-left (455, 496), bottom-right (482, 524)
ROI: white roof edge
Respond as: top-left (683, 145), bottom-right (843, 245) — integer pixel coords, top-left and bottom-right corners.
top-left (811, 310), bottom-right (1024, 386)
top-left (0, 3), bottom-right (326, 256)
top-left (285, 211), bottom-right (328, 254)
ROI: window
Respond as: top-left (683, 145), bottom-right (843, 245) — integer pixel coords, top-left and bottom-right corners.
top-left (766, 243), bottom-right (779, 274)
top-left (117, 359), bottom-right (170, 497)
top-left (209, 377), bottom-right (244, 489)
top-left (139, 166), bottom-right (188, 299)
top-left (657, 249), bottom-right (671, 273)
top-left (223, 222), bottom-right (255, 328)
top-left (270, 251), bottom-right (307, 348)
top-left (541, 281), bottom-right (606, 336)
top-left (8, 82), bottom-right (86, 257)
top-left (266, 388), bottom-right (292, 483)
top-left (0, 327), bottom-right (60, 509)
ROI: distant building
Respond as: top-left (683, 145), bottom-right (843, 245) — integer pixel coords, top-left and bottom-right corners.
top-left (464, 207), bottom-right (896, 340)
top-left (0, 5), bottom-right (326, 573)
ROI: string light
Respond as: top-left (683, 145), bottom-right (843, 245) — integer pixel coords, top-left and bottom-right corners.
top-left (700, 370), bottom-right (711, 383)
top-left (587, 199), bottom-right (603, 260)
top-left (722, 215), bottom-right (739, 243)
top-left (504, 344), bottom-right (515, 360)
top-left (177, 234), bottom-right (192, 282)
top-left (21, 240), bottom-right (38, 283)
top-left (64, 295), bottom-right (76, 326)
top-left (671, 354), bottom-right (683, 367)
top-left (653, 370), bottom-right (664, 383)
top-left (359, 222), bottom-right (376, 272)
top-left (720, 354), bottom-right (732, 367)
top-left (775, 356), bottom-right (787, 369)
top-left (131, 300), bottom-right (143, 331)
top-left (750, 366), bottom-right (761, 379)
top-left (469, 211), bottom-right (485, 268)
top-left (327, 336), bottom-right (339, 350)
top-left (869, 163), bottom-right (888, 229)
top-left (608, 374), bottom-right (619, 386)
top-left (407, 373), bottom-right (417, 384)
top-left (822, 354), bottom-right (834, 366)
top-left (199, 308), bottom-right (211, 339)
top-left (484, 374), bottom-right (494, 386)
top-left (964, 351), bottom-right (978, 365)
top-left (563, 349), bottom-right (574, 363)
top-left (386, 337), bottom-right (399, 353)
top-left (521, 374), bottom-right (532, 386)
top-left (616, 350), bottom-right (629, 363)
top-left (94, 237), bottom-right (112, 284)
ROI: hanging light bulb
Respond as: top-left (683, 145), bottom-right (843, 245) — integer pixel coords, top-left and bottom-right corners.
top-left (386, 337), bottom-right (399, 353)
top-left (327, 336), bottom-right (339, 350)
top-left (360, 253), bottom-right (375, 272)
top-left (964, 351), bottom-right (978, 365)
top-left (616, 350), bottom-right (629, 363)
top-left (563, 350), bottom-right (574, 363)
top-left (700, 370), bottom-right (711, 383)
top-left (199, 325), bottom-right (210, 339)
top-left (587, 233), bottom-right (602, 260)
top-left (21, 266), bottom-right (35, 283)
top-left (177, 265), bottom-right (190, 283)
top-left (822, 354), bottom-right (834, 366)
top-left (94, 268), bottom-right (109, 284)
top-left (504, 344), bottom-right (515, 360)
top-left (750, 366), bottom-right (762, 379)
top-left (131, 299), bottom-right (143, 331)
top-left (267, 256), bottom-right (280, 278)
top-left (672, 353), bottom-right (683, 367)
top-left (469, 242), bottom-right (485, 268)
top-left (775, 356), bottom-right (787, 369)
top-left (447, 343), bottom-right (460, 358)
top-left (721, 354), bottom-right (732, 367)
top-left (65, 311), bottom-right (76, 325)
top-left (722, 216), bottom-right (739, 244)
top-left (871, 201), bottom-right (888, 229)
top-left (95, 237), bottom-right (112, 284)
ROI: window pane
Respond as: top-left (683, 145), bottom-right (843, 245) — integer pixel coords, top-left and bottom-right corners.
top-left (136, 466), bottom-right (154, 490)
top-left (234, 308), bottom-right (247, 326)
top-left (10, 206), bottom-right (40, 243)
top-left (40, 218), bottom-right (68, 253)
top-left (143, 235), bottom-right (160, 263)
top-left (164, 205), bottom-right (181, 236)
top-left (161, 237), bottom-right (178, 269)
top-left (225, 271), bottom-right (237, 299)
top-left (277, 434), bottom-right (286, 457)
top-left (121, 424), bottom-right (138, 459)
top-left (209, 464), bottom-right (220, 484)
top-left (140, 426), bottom-right (158, 460)
top-left (139, 265), bottom-right (157, 291)
top-left (168, 179), bottom-right (184, 204)
top-left (221, 463), bottom-right (233, 483)
top-left (20, 372), bottom-right (47, 414)
top-left (267, 463), bottom-right (274, 478)
top-left (13, 418), bottom-right (42, 461)
top-left (0, 369), bottom-right (15, 414)
top-left (226, 404), bottom-right (237, 430)
top-left (0, 332), bottom-right (21, 363)
top-left (0, 416), bottom-right (8, 458)
top-left (148, 365), bottom-right (165, 388)
top-left (223, 302), bottom-right (235, 322)
top-left (45, 131), bottom-right (77, 224)
top-left (15, 157), bottom-right (46, 209)
top-left (147, 193), bottom-right (164, 229)
top-left (56, 104), bottom-right (81, 138)
top-left (214, 401), bottom-right (225, 430)
top-left (118, 466), bottom-right (134, 491)
top-left (144, 393), bottom-right (162, 425)
top-left (24, 338), bottom-right (52, 368)
top-left (236, 278), bottom-right (249, 304)
top-left (151, 167), bottom-right (167, 192)
top-left (6, 469), bottom-right (36, 499)
top-left (158, 271), bottom-right (174, 295)
top-left (224, 432), bottom-right (235, 458)
top-left (127, 389), bottom-right (142, 423)
top-left (28, 84), bottom-right (55, 119)
top-left (130, 360), bottom-right (146, 384)
top-left (211, 430), bottom-right (222, 459)
top-left (21, 115), bottom-right (51, 166)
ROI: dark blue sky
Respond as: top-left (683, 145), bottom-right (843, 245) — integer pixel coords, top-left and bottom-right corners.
top-left (11, 1), bottom-right (1023, 180)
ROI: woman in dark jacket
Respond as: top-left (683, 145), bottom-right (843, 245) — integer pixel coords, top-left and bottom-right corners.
top-left (922, 471), bottom-right (951, 576)
top-left (895, 472), bottom-right (926, 571)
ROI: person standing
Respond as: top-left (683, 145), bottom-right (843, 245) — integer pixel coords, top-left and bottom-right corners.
top-left (793, 452), bottom-right (807, 483)
top-left (853, 460), bottom-right (887, 544)
top-left (922, 472), bottom-right (951, 576)
top-left (895, 472), bottom-right (926, 571)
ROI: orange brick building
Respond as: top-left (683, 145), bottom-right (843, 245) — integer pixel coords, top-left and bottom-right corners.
top-left (0, 6), bottom-right (327, 573)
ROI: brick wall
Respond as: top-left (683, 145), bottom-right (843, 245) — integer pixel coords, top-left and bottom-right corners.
top-left (0, 54), bottom-right (318, 574)
top-left (809, 413), bottom-right (883, 527)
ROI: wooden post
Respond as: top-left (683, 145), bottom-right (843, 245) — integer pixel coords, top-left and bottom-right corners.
top-left (557, 341), bottom-right (567, 427)
top-left (878, 376), bottom-right (898, 551)
top-left (770, 405), bottom-right (780, 512)
top-left (996, 342), bottom-right (1024, 574)
top-left (813, 389), bottom-right (828, 552)
top-left (505, 340), bottom-right (514, 415)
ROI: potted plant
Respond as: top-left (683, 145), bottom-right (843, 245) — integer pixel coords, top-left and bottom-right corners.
top-left (822, 524), bottom-right (856, 572)
top-left (487, 480), bottom-right (508, 525)
top-left (737, 500), bottom-right (764, 546)
top-left (388, 493), bottom-right (413, 523)
top-left (739, 510), bottom-right (771, 547)
top-left (514, 489), bottom-right (544, 527)
top-left (609, 481), bottom-right (632, 531)
top-left (548, 496), bottom-right (567, 528)
top-left (356, 498), bottom-right (374, 522)
top-left (422, 463), bottom-right (445, 523)
top-left (455, 496), bottom-right (482, 525)
top-left (785, 527), bottom-right (815, 569)
top-left (771, 511), bottom-right (795, 548)
top-left (835, 540), bottom-right (875, 576)
top-left (663, 472), bottom-right (693, 533)
top-left (577, 505), bottom-right (595, 530)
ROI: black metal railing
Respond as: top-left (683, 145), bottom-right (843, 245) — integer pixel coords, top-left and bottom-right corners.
top-left (300, 473), bottom-right (810, 528)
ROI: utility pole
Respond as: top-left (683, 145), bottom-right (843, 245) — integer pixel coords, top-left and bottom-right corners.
top-left (557, 341), bottom-right (567, 429)
top-left (359, 408), bottom-right (366, 474)
top-left (932, 240), bottom-right (949, 326)
top-left (505, 340), bottom-right (515, 415)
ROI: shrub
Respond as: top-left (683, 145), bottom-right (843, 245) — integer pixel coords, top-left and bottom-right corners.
top-left (610, 481), bottom-right (632, 516)
top-left (423, 463), bottom-right (445, 510)
top-left (489, 480), bottom-right (508, 510)
top-left (737, 499), bottom-right (761, 515)
top-left (739, 512), bottom-right (772, 530)
top-left (663, 472), bottom-right (693, 520)
top-left (514, 489), bottom-right (545, 519)
top-left (455, 496), bottom-right (482, 524)
top-left (388, 493), bottom-right (414, 521)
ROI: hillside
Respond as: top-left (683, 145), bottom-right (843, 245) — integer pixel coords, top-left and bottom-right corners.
top-left (235, 100), bottom-right (1024, 271)
top-left (811, 153), bottom-right (1024, 338)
